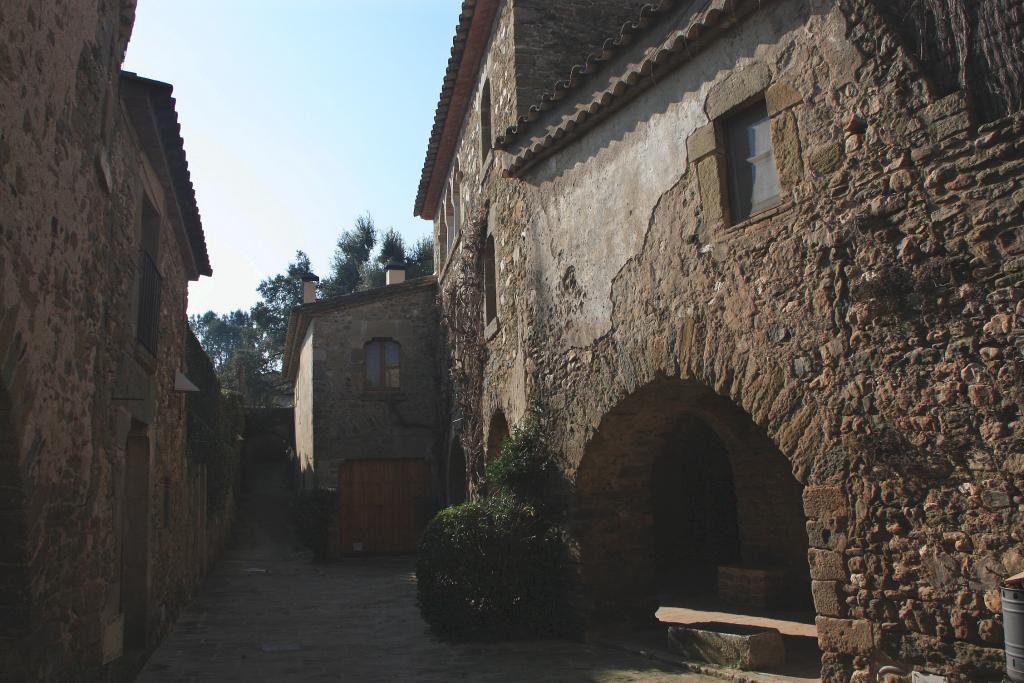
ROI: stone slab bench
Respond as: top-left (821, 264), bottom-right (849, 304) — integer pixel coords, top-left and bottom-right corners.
top-left (667, 622), bottom-right (785, 670)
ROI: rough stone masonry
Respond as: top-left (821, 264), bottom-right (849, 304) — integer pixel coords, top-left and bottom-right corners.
top-left (418, 0), bottom-right (1024, 681)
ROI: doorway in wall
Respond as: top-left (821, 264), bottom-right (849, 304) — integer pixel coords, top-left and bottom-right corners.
top-left (122, 420), bottom-right (150, 651)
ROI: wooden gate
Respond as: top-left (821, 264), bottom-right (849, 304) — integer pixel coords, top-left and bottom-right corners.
top-left (338, 458), bottom-right (431, 554)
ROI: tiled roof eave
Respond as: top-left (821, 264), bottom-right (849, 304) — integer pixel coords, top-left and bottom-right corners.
top-left (499, 0), bottom-right (773, 175)
top-left (414, 0), bottom-right (501, 220)
top-left (120, 72), bottom-right (212, 278)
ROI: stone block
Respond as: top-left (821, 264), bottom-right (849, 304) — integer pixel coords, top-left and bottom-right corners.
top-left (930, 111), bottom-right (972, 140)
top-left (686, 123), bottom-right (717, 161)
top-left (808, 143), bottom-right (843, 175)
top-left (771, 110), bottom-right (803, 187)
top-left (815, 616), bottom-right (875, 655)
top-left (696, 153), bottom-right (726, 226)
top-left (765, 81), bottom-right (803, 114)
top-left (806, 520), bottom-right (838, 549)
top-left (808, 549), bottom-right (846, 581)
top-left (812, 580), bottom-right (843, 617)
top-left (803, 485), bottom-right (846, 521)
top-left (705, 63), bottom-right (771, 120)
top-left (920, 92), bottom-right (968, 124)
top-left (667, 623), bottom-right (785, 670)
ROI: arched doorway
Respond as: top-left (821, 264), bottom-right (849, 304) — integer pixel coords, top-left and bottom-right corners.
top-left (571, 377), bottom-right (818, 674)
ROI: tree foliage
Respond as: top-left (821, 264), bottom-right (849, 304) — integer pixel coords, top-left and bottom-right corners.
top-left (320, 215), bottom-right (433, 297)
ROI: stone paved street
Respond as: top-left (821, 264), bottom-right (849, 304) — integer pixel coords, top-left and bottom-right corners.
top-left (138, 460), bottom-right (713, 682)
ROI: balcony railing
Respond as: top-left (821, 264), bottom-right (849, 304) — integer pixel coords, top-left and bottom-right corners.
top-left (136, 251), bottom-right (162, 355)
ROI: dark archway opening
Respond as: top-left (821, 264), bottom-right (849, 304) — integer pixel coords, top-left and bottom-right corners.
top-left (572, 377), bottom-right (819, 677)
top-left (652, 416), bottom-right (740, 596)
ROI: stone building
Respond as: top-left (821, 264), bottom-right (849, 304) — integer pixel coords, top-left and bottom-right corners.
top-left (1, 2), bottom-right (224, 679)
top-left (283, 268), bottom-right (443, 552)
top-left (416, 0), bottom-right (1023, 680)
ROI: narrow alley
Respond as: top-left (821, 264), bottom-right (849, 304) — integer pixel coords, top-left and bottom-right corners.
top-left (136, 456), bottom-right (712, 682)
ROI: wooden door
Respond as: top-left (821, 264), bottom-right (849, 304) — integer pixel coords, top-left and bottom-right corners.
top-left (338, 459), bottom-right (430, 553)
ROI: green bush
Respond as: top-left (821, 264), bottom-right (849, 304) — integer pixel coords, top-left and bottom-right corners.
top-left (416, 495), bottom-right (567, 638)
top-left (485, 404), bottom-right (554, 509)
top-left (291, 488), bottom-right (335, 560)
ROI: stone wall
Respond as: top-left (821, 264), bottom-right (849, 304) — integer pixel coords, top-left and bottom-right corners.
top-left (429, 0), bottom-right (1023, 680)
top-left (0, 1), bottom-right (223, 679)
top-left (304, 279), bottom-right (442, 490)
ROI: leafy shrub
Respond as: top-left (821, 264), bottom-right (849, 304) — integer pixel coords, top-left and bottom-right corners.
top-left (485, 404), bottom-right (554, 509)
top-left (416, 495), bottom-right (567, 638)
top-left (290, 488), bottom-right (336, 560)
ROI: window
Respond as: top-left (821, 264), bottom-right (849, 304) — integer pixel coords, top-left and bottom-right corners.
top-left (365, 339), bottom-right (400, 390)
top-left (724, 100), bottom-right (780, 222)
top-left (480, 80), bottom-right (493, 161)
top-left (136, 195), bottom-right (162, 354)
top-left (483, 234), bottom-right (497, 325)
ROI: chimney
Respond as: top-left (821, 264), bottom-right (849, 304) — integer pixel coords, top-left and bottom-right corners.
top-left (301, 272), bottom-right (319, 304)
top-left (385, 260), bottom-right (406, 286)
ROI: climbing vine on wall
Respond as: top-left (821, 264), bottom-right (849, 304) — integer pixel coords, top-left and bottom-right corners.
top-left (438, 203), bottom-right (489, 494)
top-left (867, 0), bottom-right (1024, 122)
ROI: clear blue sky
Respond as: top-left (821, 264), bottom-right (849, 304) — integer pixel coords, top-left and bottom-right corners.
top-left (124, 0), bottom-right (459, 315)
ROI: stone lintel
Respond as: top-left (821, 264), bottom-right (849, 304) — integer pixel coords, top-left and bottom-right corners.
top-left (705, 63), bottom-right (771, 120)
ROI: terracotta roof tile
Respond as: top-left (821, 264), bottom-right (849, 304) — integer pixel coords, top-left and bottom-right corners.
top-left (497, 0), bottom-right (771, 176)
top-left (121, 72), bottom-right (212, 277)
top-left (414, 0), bottom-right (501, 219)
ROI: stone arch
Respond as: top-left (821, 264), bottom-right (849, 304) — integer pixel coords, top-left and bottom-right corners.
top-left (485, 409), bottom-right (509, 466)
top-left (569, 376), bottom-right (813, 625)
top-left (0, 383), bottom-right (30, 673)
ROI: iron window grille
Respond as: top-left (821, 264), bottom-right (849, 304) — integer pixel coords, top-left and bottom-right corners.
top-left (136, 250), bottom-right (162, 355)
